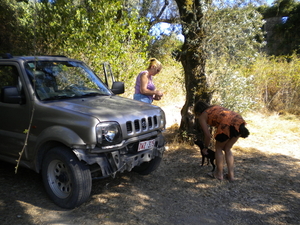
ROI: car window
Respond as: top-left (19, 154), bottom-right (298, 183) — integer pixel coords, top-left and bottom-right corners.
top-left (0, 65), bottom-right (19, 100)
top-left (25, 61), bottom-right (112, 100)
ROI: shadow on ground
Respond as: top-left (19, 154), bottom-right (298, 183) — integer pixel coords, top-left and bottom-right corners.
top-left (0, 143), bottom-right (299, 225)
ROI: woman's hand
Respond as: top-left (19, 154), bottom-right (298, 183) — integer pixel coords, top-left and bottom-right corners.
top-left (153, 90), bottom-right (163, 100)
top-left (197, 111), bottom-right (212, 149)
top-left (201, 147), bottom-right (208, 155)
top-left (153, 94), bottom-right (161, 100)
top-left (155, 90), bottom-right (163, 97)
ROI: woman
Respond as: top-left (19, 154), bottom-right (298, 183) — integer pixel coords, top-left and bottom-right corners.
top-left (133, 58), bottom-right (163, 104)
top-left (194, 101), bottom-right (249, 181)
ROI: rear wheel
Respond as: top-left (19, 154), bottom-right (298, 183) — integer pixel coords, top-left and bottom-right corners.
top-left (42, 146), bottom-right (92, 209)
top-left (132, 156), bottom-right (162, 175)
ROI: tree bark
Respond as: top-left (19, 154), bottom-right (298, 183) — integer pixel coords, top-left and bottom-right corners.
top-left (174, 0), bottom-right (212, 142)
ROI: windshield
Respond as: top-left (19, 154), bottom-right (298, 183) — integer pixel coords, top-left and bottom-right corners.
top-left (25, 60), bottom-right (111, 100)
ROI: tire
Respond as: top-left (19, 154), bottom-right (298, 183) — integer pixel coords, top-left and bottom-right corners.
top-left (132, 156), bottom-right (162, 175)
top-left (42, 146), bottom-right (92, 209)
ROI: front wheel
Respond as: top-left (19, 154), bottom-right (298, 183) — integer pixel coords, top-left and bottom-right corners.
top-left (42, 146), bottom-right (92, 209)
top-left (132, 156), bottom-right (162, 175)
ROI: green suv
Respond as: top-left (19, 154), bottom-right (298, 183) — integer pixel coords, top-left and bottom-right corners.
top-left (0, 54), bottom-right (166, 209)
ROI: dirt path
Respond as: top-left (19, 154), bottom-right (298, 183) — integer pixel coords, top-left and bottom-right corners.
top-left (1, 103), bottom-right (300, 225)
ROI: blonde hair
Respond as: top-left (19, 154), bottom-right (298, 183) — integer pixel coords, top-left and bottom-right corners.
top-left (147, 58), bottom-right (162, 70)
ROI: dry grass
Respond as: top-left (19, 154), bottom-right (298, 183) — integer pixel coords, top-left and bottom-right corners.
top-left (160, 109), bottom-right (300, 225)
top-left (236, 112), bottom-right (300, 159)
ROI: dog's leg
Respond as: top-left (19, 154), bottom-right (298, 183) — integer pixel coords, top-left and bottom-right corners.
top-left (210, 158), bottom-right (215, 172)
top-left (201, 154), bottom-right (205, 167)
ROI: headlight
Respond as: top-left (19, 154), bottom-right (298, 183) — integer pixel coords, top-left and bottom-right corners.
top-left (96, 122), bottom-right (122, 146)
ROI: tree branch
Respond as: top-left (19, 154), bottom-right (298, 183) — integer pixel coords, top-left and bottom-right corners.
top-left (156, 0), bottom-right (169, 20)
top-left (150, 0), bottom-right (174, 26)
top-left (151, 17), bottom-right (181, 26)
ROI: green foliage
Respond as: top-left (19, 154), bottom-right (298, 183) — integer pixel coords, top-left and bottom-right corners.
top-left (2, 0), bottom-right (151, 84)
top-left (257, 0), bottom-right (297, 18)
top-left (203, 5), bottom-right (265, 67)
top-left (207, 53), bottom-right (300, 115)
top-left (148, 32), bottom-right (183, 64)
top-left (272, 5), bottom-right (300, 55)
top-left (3, 0), bottom-right (300, 117)
top-left (203, 2), bottom-right (300, 114)
top-left (199, 4), bottom-right (266, 113)
top-left (257, 0), bottom-right (300, 55)
top-left (0, 0), bottom-right (31, 54)
top-left (207, 57), bottom-right (259, 114)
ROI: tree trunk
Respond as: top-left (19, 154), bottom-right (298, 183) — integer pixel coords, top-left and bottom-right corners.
top-left (174, 0), bottom-right (212, 142)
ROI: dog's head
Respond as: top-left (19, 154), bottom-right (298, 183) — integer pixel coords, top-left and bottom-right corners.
top-left (194, 139), bottom-right (204, 149)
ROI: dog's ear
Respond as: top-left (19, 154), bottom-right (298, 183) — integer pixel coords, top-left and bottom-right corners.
top-left (194, 139), bottom-right (204, 149)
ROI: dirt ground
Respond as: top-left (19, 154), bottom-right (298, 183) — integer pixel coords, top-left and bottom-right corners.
top-left (1, 102), bottom-right (300, 225)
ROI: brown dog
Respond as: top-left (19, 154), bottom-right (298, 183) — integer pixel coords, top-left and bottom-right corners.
top-left (194, 139), bottom-right (215, 172)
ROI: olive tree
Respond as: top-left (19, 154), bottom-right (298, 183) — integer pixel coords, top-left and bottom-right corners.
top-left (134, 0), bottom-right (265, 140)
top-left (145, 0), bottom-right (263, 140)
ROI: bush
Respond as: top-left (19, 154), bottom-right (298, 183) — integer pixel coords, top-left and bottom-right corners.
top-left (206, 53), bottom-right (300, 115)
top-left (250, 54), bottom-right (300, 114)
top-left (206, 55), bottom-right (260, 114)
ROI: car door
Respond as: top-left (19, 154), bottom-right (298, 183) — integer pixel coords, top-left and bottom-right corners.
top-left (0, 63), bottom-right (31, 159)
top-left (101, 62), bottom-right (124, 94)
top-left (101, 62), bottom-right (115, 89)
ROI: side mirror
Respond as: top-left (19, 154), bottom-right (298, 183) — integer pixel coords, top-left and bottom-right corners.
top-left (1, 86), bottom-right (24, 104)
top-left (111, 82), bottom-right (125, 95)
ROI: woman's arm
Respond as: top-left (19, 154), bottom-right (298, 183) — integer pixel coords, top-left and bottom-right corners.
top-left (198, 112), bottom-right (211, 154)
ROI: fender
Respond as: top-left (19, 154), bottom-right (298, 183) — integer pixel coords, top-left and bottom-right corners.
top-left (32, 125), bottom-right (97, 172)
top-left (35, 125), bottom-right (93, 148)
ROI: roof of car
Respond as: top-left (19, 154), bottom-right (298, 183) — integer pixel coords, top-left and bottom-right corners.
top-left (0, 54), bottom-right (79, 62)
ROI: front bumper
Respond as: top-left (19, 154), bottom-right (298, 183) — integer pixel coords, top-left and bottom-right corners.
top-left (73, 132), bottom-right (165, 178)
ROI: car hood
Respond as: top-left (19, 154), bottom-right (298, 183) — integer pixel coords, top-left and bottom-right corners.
top-left (45, 95), bottom-right (164, 122)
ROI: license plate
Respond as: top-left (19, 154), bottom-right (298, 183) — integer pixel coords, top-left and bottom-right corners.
top-left (138, 139), bottom-right (156, 152)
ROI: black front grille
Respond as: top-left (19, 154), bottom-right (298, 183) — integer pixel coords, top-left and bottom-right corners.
top-left (148, 117), bottom-right (153, 128)
top-left (141, 118), bottom-right (147, 130)
top-left (134, 119), bottom-right (140, 131)
top-left (126, 121), bottom-right (132, 133)
top-left (153, 115), bottom-right (158, 125)
top-left (126, 116), bottom-right (159, 134)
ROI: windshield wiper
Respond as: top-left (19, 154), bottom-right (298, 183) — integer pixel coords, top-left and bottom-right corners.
top-left (80, 92), bottom-right (108, 97)
top-left (41, 95), bottom-right (74, 101)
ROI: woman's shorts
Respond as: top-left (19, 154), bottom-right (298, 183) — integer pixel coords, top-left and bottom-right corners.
top-left (133, 94), bottom-right (152, 104)
top-left (215, 123), bottom-right (249, 142)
